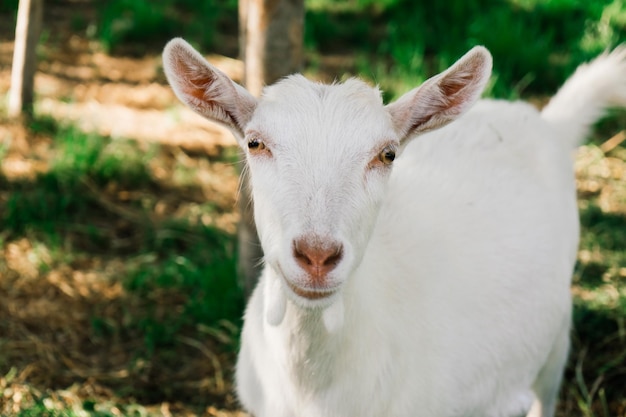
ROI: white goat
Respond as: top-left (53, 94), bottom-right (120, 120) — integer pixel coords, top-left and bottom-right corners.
top-left (163, 39), bottom-right (626, 417)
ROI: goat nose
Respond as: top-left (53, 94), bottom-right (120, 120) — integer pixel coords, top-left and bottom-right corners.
top-left (293, 238), bottom-right (343, 282)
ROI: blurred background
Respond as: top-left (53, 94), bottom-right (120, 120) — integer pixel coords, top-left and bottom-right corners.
top-left (0, 0), bottom-right (625, 416)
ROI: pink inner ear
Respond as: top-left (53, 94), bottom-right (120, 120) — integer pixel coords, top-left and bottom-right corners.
top-left (164, 38), bottom-right (259, 140)
top-left (439, 63), bottom-right (485, 111)
top-left (185, 73), bottom-right (214, 101)
top-left (441, 73), bottom-right (473, 106)
top-left (170, 53), bottom-right (214, 101)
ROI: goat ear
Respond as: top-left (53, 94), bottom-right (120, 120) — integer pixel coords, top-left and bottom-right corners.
top-left (387, 46), bottom-right (492, 142)
top-left (163, 38), bottom-right (257, 140)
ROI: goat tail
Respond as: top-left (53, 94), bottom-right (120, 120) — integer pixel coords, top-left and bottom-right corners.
top-left (541, 45), bottom-right (626, 149)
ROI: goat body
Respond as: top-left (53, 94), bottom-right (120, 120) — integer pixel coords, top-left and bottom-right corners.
top-left (163, 40), bottom-right (626, 417)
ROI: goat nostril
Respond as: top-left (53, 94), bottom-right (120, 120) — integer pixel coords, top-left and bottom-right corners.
top-left (293, 238), bottom-right (343, 275)
top-left (294, 245), bottom-right (313, 265)
top-left (324, 248), bottom-right (343, 266)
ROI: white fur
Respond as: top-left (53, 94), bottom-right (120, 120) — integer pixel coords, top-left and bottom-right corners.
top-left (162, 39), bottom-right (626, 417)
top-left (542, 45), bottom-right (626, 148)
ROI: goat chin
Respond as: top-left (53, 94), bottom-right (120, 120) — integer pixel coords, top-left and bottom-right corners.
top-left (264, 272), bottom-right (345, 332)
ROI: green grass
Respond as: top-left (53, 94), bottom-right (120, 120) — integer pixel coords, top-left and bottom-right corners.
top-left (0, 0), bottom-right (237, 55)
top-left (0, 118), bottom-right (243, 414)
top-left (576, 201), bottom-right (626, 323)
top-left (0, 0), bottom-right (18, 14)
top-left (52, 126), bottom-right (155, 188)
top-left (93, 0), bottom-right (238, 54)
top-left (13, 400), bottom-right (118, 417)
top-left (123, 221), bottom-right (241, 353)
top-left (567, 176), bottom-right (626, 415)
top-left (305, 0), bottom-right (626, 99)
top-left (3, 127), bottom-right (151, 238)
top-left (2, 118), bottom-right (243, 316)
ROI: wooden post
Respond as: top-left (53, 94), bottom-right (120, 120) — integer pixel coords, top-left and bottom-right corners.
top-left (8, 0), bottom-right (43, 119)
top-left (237, 0), bottom-right (304, 296)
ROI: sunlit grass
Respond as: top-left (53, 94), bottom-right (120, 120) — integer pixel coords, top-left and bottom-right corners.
top-left (0, 117), bottom-right (243, 415)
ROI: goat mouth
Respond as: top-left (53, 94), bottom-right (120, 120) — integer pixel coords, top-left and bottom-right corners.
top-left (285, 281), bottom-right (336, 300)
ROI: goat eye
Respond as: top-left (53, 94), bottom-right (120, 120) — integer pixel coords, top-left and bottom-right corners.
top-left (379, 146), bottom-right (396, 165)
top-left (248, 137), bottom-right (266, 151)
